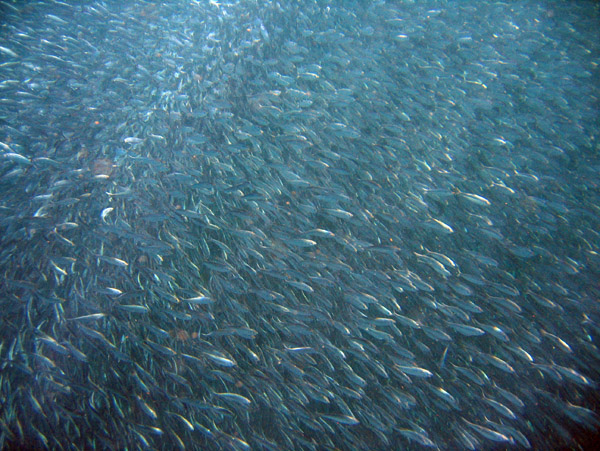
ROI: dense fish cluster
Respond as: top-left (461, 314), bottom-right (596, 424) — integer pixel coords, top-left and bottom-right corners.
top-left (1, 0), bottom-right (599, 449)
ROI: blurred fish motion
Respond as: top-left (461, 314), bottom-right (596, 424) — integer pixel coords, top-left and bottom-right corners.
top-left (0, 0), bottom-right (599, 449)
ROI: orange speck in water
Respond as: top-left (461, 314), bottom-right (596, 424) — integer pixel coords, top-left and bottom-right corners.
top-left (174, 329), bottom-right (190, 341)
top-left (94, 121), bottom-right (100, 125)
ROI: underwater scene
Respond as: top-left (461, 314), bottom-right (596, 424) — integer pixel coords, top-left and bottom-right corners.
top-left (0, 0), bottom-right (599, 449)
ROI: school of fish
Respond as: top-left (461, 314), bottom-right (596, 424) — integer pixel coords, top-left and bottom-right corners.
top-left (0, 0), bottom-right (599, 449)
